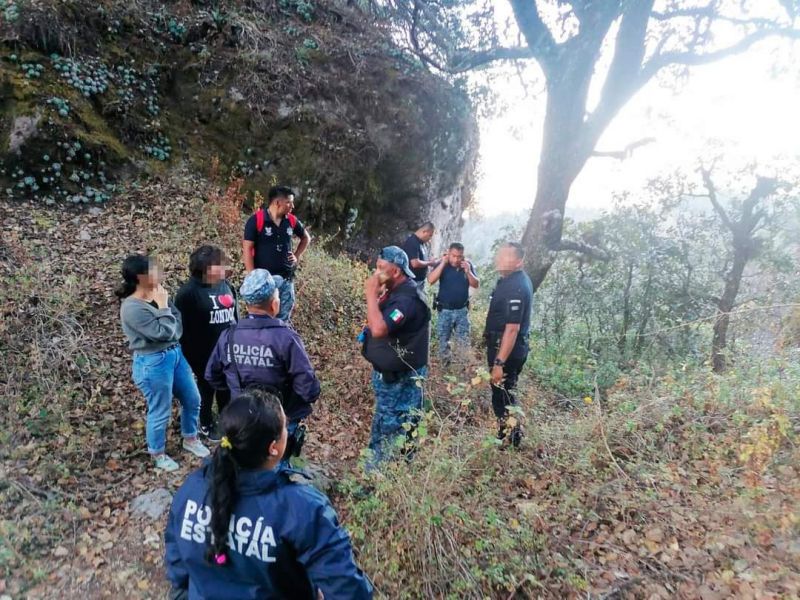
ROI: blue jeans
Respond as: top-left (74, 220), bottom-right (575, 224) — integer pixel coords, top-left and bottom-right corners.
top-left (367, 366), bottom-right (427, 469)
top-left (131, 345), bottom-right (201, 454)
top-left (277, 279), bottom-right (295, 322)
top-left (436, 307), bottom-right (470, 360)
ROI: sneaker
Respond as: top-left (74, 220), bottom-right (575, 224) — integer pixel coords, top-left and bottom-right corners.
top-left (199, 423), bottom-right (221, 443)
top-left (153, 454), bottom-right (179, 472)
top-left (183, 438), bottom-right (210, 458)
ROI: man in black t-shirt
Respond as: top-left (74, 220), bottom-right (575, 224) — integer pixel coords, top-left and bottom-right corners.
top-left (242, 185), bottom-right (312, 322)
top-left (427, 242), bottom-right (479, 364)
top-left (484, 242), bottom-right (533, 447)
top-left (401, 222), bottom-right (437, 288)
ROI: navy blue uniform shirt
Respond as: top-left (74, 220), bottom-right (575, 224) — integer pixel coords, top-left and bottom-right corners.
top-left (165, 465), bottom-right (373, 600)
top-left (243, 213), bottom-right (307, 278)
top-left (379, 279), bottom-right (428, 335)
top-left (401, 234), bottom-right (427, 283)
top-left (205, 315), bottom-right (320, 421)
top-left (435, 262), bottom-right (476, 309)
top-left (484, 270), bottom-right (533, 357)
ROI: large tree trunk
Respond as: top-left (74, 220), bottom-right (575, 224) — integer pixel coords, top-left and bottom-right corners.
top-left (712, 249), bottom-right (748, 372)
top-left (521, 77), bottom-right (593, 291)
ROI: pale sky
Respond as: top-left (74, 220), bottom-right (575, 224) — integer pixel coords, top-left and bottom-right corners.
top-left (473, 34), bottom-right (800, 217)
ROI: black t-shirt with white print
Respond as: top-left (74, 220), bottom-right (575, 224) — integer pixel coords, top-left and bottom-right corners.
top-left (174, 276), bottom-right (238, 366)
top-left (243, 212), bottom-right (307, 278)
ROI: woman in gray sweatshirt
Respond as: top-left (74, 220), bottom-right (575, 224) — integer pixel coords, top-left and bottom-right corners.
top-left (117, 254), bottom-right (210, 472)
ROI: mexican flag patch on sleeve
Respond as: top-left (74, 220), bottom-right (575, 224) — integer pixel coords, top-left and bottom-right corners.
top-left (389, 308), bottom-right (405, 323)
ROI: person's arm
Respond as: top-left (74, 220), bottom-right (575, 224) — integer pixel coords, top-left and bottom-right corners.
top-left (294, 491), bottom-right (374, 600)
top-left (491, 323), bottom-right (521, 385)
top-left (243, 215), bottom-right (257, 272)
top-left (465, 261), bottom-right (480, 289)
top-left (243, 241), bottom-right (255, 272)
top-left (294, 229), bottom-right (311, 261)
top-left (426, 254), bottom-right (448, 285)
top-left (205, 335), bottom-right (229, 390)
top-left (364, 274), bottom-right (389, 338)
top-left (490, 291), bottom-right (525, 385)
top-left (123, 300), bottom-right (180, 342)
top-left (164, 499), bottom-right (189, 594)
top-left (288, 335), bottom-right (321, 403)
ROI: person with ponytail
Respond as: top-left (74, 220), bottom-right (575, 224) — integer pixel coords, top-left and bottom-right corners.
top-left (164, 388), bottom-right (373, 599)
top-left (117, 254), bottom-right (210, 472)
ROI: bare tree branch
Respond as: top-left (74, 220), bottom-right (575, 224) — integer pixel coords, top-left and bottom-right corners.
top-left (508, 0), bottom-right (558, 72)
top-left (642, 27), bottom-right (800, 79)
top-left (583, 0), bottom-right (655, 149)
top-left (556, 239), bottom-right (611, 261)
top-left (699, 166), bottom-right (734, 232)
top-left (592, 137), bottom-right (656, 160)
top-left (450, 45), bottom-right (535, 71)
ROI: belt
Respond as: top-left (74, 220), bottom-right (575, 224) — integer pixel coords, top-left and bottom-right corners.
top-left (438, 301), bottom-right (468, 310)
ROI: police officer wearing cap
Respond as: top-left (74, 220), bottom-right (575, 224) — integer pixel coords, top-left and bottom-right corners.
top-left (484, 242), bottom-right (533, 447)
top-left (427, 242), bottom-right (479, 365)
top-left (205, 269), bottom-right (320, 459)
top-left (361, 246), bottom-right (430, 468)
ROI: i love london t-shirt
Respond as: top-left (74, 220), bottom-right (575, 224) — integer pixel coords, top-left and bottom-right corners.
top-left (175, 276), bottom-right (238, 364)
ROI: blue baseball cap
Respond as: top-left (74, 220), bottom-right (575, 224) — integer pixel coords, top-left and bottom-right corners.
top-left (379, 246), bottom-right (415, 278)
top-left (240, 269), bottom-right (284, 305)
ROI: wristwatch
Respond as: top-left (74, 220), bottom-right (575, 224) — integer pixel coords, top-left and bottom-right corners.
top-left (493, 358), bottom-right (506, 367)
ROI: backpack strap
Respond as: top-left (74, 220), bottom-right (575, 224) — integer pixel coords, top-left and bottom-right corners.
top-left (256, 207), bottom-right (265, 234)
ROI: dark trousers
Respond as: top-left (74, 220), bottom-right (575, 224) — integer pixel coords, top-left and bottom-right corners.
top-left (186, 357), bottom-right (230, 427)
top-left (486, 338), bottom-right (528, 420)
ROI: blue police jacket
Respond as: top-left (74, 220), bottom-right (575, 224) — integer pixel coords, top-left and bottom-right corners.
top-left (165, 465), bottom-right (374, 599)
top-left (205, 315), bottom-right (320, 422)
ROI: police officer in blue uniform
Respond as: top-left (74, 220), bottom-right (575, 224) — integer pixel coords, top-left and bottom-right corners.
top-left (427, 242), bottom-right (479, 365)
top-left (165, 388), bottom-right (373, 599)
top-left (484, 242), bottom-right (533, 447)
top-left (401, 222), bottom-right (437, 288)
top-left (361, 246), bottom-right (430, 468)
top-left (206, 268), bottom-right (320, 459)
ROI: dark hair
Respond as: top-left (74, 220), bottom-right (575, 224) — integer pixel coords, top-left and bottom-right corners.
top-left (189, 244), bottom-right (226, 279)
top-left (419, 221), bottom-right (435, 231)
top-left (502, 242), bottom-right (526, 260)
top-left (449, 242), bottom-right (464, 252)
top-left (114, 254), bottom-right (151, 300)
top-left (267, 185), bottom-right (295, 204)
top-left (207, 388), bottom-right (285, 564)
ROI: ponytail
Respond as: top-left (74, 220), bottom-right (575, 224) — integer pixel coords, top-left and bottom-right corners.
top-left (205, 387), bottom-right (285, 566)
top-left (115, 254), bottom-right (151, 300)
top-left (207, 446), bottom-right (239, 563)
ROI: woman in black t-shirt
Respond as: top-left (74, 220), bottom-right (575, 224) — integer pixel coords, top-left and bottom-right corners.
top-left (174, 245), bottom-right (239, 442)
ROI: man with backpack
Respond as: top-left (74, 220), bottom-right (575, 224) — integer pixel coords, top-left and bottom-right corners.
top-left (205, 269), bottom-right (320, 459)
top-left (242, 186), bottom-right (311, 322)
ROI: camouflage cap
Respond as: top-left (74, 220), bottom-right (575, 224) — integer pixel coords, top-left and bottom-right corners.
top-left (379, 246), bottom-right (415, 278)
top-left (240, 269), bottom-right (284, 305)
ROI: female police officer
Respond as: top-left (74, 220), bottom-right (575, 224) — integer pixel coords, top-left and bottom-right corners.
top-left (165, 388), bottom-right (373, 599)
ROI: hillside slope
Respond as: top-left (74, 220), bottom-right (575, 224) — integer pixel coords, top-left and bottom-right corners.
top-left (0, 0), bottom-right (476, 249)
top-left (2, 181), bottom-right (799, 599)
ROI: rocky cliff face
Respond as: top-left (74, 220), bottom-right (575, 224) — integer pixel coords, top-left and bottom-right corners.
top-left (0, 0), bottom-right (477, 250)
